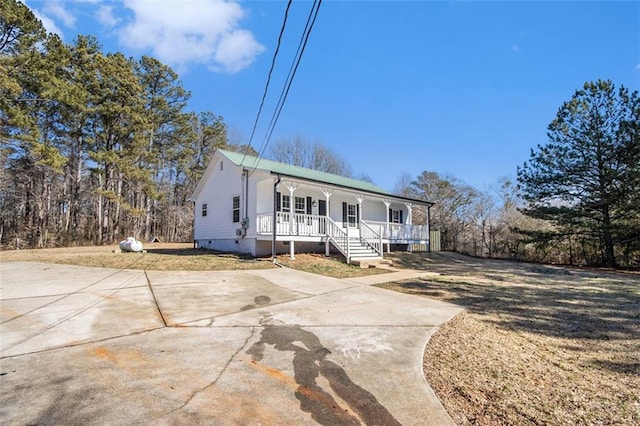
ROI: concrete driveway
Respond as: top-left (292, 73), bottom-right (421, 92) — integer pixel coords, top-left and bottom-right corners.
top-left (0, 262), bottom-right (462, 425)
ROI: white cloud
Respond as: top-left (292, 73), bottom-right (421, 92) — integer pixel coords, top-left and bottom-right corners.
top-left (511, 43), bottom-right (520, 52)
top-left (117, 0), bottom-right (264, 73)
top-left (96, 5), bottom-right (119, 28)
top-left (43, 0), bottom-right (76, 28)
top-left (30, 8), bottom-right (65, 38)
top-left (635, 64), bottom-right (640, 71)
top-left (213, 29), bottom-right (266, 73)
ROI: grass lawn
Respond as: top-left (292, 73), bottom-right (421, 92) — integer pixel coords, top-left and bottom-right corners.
top-left (0, 243), bottom-right (386, 278)
top-left (382, 252), bottom-right (640, 425)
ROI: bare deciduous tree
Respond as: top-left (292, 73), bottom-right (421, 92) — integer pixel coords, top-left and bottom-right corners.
top-left (269, 136), bottom-right (352, 177)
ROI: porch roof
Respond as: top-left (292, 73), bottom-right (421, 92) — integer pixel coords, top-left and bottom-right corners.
top-left (220, 149), bottom-right (434, 206)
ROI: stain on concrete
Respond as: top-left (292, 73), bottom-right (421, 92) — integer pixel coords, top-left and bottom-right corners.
top-left (240, 295), bottom-right (272, 312)
top-left (247, 322), bottom-right (401, 426)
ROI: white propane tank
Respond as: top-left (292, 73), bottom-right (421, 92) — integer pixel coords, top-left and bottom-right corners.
top-left (119, 237), bottom-right (144, 252)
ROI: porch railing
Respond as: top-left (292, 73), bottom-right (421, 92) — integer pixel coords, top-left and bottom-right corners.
top-left (257, 212), bottom-right (327, 236)
top-left (363, 220), bottom-right (429, 242)
top-left (326, 217), bottom-right (349, 260)
top-left (360, 221), bottom-right (383, 257)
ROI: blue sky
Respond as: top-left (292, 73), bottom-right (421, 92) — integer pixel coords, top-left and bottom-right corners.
top-left (24, 0), bottom-right (640, 192)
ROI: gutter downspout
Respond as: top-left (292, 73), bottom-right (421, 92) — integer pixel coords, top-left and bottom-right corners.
top-left (427, 204), bottom-right (432, 253)
top-left (243, 169), bottom-right (249, 238)
top-left (272, 174), bottom-right (281, 263)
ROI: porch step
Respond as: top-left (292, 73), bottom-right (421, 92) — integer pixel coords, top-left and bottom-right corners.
top-left (351, 258), bottom-right (385, 268)
top-left (346, 237), bottom-right (382, 267)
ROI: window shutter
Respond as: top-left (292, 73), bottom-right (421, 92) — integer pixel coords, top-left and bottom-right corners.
top-left (276, 192), bottom-right (281, 211)
top-left (306, 197), bottom-right (312, 214)
top-left (356, 204), bottom-right (360, 224)
top-left (388, 208), bottom-right (393, 222)
top-left (400, 210), bottom-right (404, 224)
top-left (342, 202), bottom-right (347, 226)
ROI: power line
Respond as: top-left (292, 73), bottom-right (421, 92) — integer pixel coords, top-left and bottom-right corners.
top-left (250, 0), bottom-right (322, 175)
top-left (240, 0), bottom-right (293, 167)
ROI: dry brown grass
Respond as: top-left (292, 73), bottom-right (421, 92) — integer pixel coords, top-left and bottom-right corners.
top-left (381, 252), bottom-right (640, 425)
top-left (275, 252), bottom-right (389, 278)
top-left (0, 244), bottom-right (387, 278)
top-left (0, 243), bottom-right (276, 271)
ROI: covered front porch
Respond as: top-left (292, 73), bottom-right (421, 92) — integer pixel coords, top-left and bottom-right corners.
top-left (257, 212), bottom-right (428, 243)
top-left (253, 174), bottom-right (432, 264)
top-left (256, 212), bottom-right (429, 260)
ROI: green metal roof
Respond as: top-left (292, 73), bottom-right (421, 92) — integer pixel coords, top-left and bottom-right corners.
top-left (218, 149), bottom-right (434, 205)
top-left (220, 149), bottom-right (392, 194)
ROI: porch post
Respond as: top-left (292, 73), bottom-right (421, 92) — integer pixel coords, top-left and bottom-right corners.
top-left (355, 194), bottom-right (365, 233)
top-left (405, 202), bottom-right (413, 252)
top-left (321, 188), bottom-right (332, 218)
top-left (322, 188), bottom-right (332, 257)
top-left (404, 203), bottom-right (413, 225)
top-left (383, 199), bottom-right (391, 253)
top-left (272, 174), bottom-right (281, 263)
top-left (285, 182), bottom-right (297, 235)
top-left (290, 240), bottom-right (295, 260)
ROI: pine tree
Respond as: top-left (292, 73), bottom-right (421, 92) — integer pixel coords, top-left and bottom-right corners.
top-left (518, 80), bottom-right (640, 267)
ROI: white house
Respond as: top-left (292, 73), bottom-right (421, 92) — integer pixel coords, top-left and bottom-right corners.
top-left (191, 149), bottom-right (434, 264)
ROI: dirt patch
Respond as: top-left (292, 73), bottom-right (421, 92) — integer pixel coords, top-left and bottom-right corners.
top-left (381, 252), bottom-right (640, 425)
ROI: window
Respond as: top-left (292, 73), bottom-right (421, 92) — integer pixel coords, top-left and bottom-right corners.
top-left (342, 202), bottom-right (359, 227)
top-left (390, 208), bottom-right (403, 224)
top-left (232, 196), bottom-right (240, 222)
top-left (347, 204), bottom-right (358, 227)
top-left (281, 194), bottom-right (290, 212)
top-left (202, 203), bottom-right (208, 217)
top-left (294, 196), bottom-right (305, 214)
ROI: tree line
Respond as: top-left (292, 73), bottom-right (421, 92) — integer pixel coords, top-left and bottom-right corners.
top-left (3, 2), bottom-right (638, 267)
top-left (399, 80), bottom-right (639, 268)
top-left (1, 0), bottom-right (240, 248)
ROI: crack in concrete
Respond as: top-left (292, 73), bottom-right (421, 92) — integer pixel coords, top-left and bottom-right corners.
top-left (1, 274), bottom-right (147, 353)
top-left (161, 326), bottom-right (257, 418)
top-left (0, 327), bottom-right (164, 359)
top-left (144, 271), bottom-right (167, 327)
top-left (0, 285), bottom-right (149, 302)
top-left (0, 270), bottom-right (143, 325)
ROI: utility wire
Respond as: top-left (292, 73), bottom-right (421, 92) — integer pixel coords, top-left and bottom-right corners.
top-left (240, 0), bottom-right (293, 167)
top-left (250, 0), bottom-right (322, 175)
top-left (261, 0), bottom-right (320, 153)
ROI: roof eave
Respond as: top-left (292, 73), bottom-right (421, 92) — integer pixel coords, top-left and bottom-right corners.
top-left (269, 171), bottom-right (435, 206)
